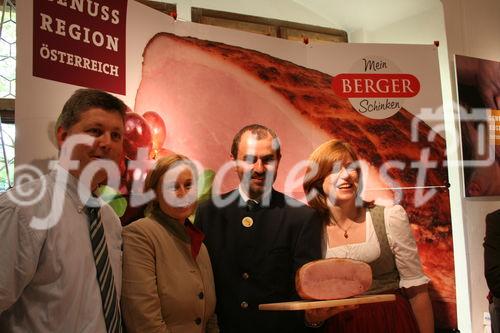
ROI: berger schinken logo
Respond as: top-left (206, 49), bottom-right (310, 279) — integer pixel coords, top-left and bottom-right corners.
top-left (332, 57), bottom-right (421, 119)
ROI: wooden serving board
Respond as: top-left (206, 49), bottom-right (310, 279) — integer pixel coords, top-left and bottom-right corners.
top-left (259, 294), bottom-right (396, 311)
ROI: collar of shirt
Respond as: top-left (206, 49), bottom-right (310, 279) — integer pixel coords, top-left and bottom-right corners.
top-left (150, 205), bottom-right (205, 259)
top-left (51, 164), bottom-right (99, 212)
top-left (238, 184), bottom-right (272, 205)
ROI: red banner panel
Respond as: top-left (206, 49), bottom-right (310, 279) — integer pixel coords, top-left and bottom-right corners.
top-left (33, 0), bottom-right (127, 94)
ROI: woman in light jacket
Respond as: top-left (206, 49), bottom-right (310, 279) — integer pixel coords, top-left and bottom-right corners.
top-left (122, 154), bottom-right (218, 333)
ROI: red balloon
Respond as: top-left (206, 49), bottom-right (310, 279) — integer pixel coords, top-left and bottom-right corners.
top-left (118, 153), bottom-right (127, 176)
top-left (142, 111), bottom-right (167, 150)
top-left (123, 112), bottom-right (153, 160)
top-left (150, 147), bottom-right (174, 160)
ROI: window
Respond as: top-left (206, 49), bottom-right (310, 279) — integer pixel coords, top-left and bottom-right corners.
top-left (0, 122), bottom-right (13, 190)
top-left (0, 0), bottom-right (15, 192)
top-left (135, 0), bottom-right (176, 17)
top-left (0, 0), bottom-right (15, 98)
top-left (191, 7), bottom-right (348, 43)
top-left (135, 2), bottom-right (347, 44)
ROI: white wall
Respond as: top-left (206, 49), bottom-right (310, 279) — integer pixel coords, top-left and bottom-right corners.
top-left (441, 1), bottom-right (500, 333)
top-left (173, 0), bottom-right (340, 28)
top-left (363, 8), bottom-right (444, 44)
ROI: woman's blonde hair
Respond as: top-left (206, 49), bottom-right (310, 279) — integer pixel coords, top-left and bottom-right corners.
top-left (303, 139), bottom-right (373, 222)
top-left (144, 154), bottom-right (198, 214)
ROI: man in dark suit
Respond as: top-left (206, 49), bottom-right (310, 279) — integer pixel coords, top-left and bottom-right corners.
top-left (485, 209), bottom-right (500, 333)
top-left (195, 124), bottom-right (323, 333)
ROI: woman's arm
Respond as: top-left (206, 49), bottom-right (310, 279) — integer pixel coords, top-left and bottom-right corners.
top-left (406, 284), bottom-right (434, 333)
top-left (385, 205), bottom-right (433, 333)
top-left (122, 223), bottom-right (170, 333)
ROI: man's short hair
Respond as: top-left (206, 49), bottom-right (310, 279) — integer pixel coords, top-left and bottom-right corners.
top-left (230, 124), bottom-right (281, 159)
top-left (57, 89), bottom-right (127, 130)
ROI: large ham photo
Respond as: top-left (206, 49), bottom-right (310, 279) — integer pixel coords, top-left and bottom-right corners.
top-left (134, 33), bottom-right (456, 328)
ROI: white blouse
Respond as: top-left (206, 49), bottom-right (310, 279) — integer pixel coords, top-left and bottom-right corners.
top-left (324, 205), bottom-right (430, 289)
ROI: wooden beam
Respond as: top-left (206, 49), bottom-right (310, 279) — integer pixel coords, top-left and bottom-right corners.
top-left (0, 98), bottom-right (14, 123)
top-left (192, 7), bottom-right (347, 42)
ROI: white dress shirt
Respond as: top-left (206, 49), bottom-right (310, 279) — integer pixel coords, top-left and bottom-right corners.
top-left (238, 185), bottom-right (272, 205)
top-left (325, 205), bottom-right (429, 288)
top-left (0, 165), bottom-right (122, 333)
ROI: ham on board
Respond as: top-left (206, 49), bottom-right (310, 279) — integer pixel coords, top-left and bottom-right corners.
top-left (296, 258), bottom-right (372, 300)
top-left (134, 33), bottom-right (456, 328)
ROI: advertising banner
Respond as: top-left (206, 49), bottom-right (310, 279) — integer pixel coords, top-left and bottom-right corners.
top-left (33, 0), bottom-right (127, 94)
top-left (455, 54), bottom-right (500, 197)
top-left (131, 32), bottom-right (455, 328)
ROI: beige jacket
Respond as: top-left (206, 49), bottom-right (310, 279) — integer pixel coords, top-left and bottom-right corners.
top-left (122, 211), bottom-right (218, 333)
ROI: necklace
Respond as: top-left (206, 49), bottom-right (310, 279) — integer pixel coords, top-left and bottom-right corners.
top-left (334, 218), bottom-right (354, 238)
top-left (331, 208), bottom-right (360, 239)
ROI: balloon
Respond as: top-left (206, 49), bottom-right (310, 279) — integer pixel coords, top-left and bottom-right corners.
top-left (198, 169), bottom-right (215, 202)
top-left (123, 112), bottom-right (153, 160)
top-left (118, 153), bottom-right (127, 177)
top-left (142, 111), bottom-right (167, 150)
top-left (150, 147), bottom-right (174, 160)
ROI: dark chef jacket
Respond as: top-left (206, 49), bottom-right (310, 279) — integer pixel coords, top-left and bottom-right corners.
top-left (195, 189), bottom-right (322, 333)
